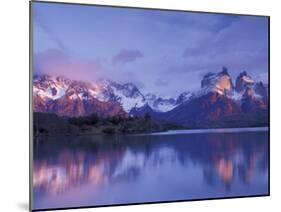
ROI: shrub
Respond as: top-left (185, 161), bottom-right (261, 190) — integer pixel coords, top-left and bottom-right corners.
top-left (108, 116), bottom-right (122, 125)
top-left (102, 127), bottom-right (116, 134)
top-left (87, 113), bottom-right (99, 125)
top-left (144, 113), bottom-right (151, 122)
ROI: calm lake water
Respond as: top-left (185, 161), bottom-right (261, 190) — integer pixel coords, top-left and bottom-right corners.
top-left (32, 128), bottom-right (269, 210)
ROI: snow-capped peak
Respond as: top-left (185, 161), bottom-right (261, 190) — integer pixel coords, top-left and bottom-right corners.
top-left (108, 83), bottom-right (146, 112)
top-left (34, 74), bottom-right (194, 114)
top-left (198, 67), bottom-right (234, 96)
top-left (176, 92), bottom-right (192, 105)
top-left (235, 71), bottom-right (254, 93)
top-left (144, 92), bottom-right (192, 112)
top-left (145, 93), bottom-right (157, 101)
top-left (33, 74), bottom-right (70, 100)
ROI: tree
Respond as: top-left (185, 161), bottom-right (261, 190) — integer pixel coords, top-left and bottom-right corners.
top-left (109, 116), bottom-right (122, 125)
top-left (88, 113), bottom-right (99, 125)
top-left (102, 127), bottom-right (115, 134)
top-left (144, 112), bottom-right (151, 122)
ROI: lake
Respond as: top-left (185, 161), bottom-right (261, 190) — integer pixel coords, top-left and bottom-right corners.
top-left (32, 128), bottom-right (269, 210)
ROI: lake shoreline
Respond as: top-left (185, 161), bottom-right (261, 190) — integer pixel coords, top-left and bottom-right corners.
top-left (137, 126), bottom-right (269, 136)
top-left (34, 126), bottom-right (269, 138)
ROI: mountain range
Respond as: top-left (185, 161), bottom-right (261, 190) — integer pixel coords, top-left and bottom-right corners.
top-left (33, 67), bottom-right (268, 127)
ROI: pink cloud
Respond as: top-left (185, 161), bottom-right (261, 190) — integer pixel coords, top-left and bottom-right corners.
top-left (34, 49), bottom-right (102, 82)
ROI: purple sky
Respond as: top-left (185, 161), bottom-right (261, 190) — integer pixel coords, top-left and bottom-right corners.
top-left (32, 2), bottom-right (269, 97)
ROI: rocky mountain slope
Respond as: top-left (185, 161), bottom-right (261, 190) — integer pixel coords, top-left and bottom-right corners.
top-left (33, 67), bottom-right (268, 127)
top-left (33, 75), bottom-right (191, 117)
top-left (163, 68), bottom-right (268, 126)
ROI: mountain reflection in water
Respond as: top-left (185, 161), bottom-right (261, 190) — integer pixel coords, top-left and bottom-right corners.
top-left (33, 130), bottom-right (268, 210)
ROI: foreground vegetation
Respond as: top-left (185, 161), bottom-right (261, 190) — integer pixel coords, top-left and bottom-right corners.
top-left (33, 112), bottom-right (183, 136)
top-left (183, 111), bottom-right (269, 129)
top-left (33, 110), bottom-right (268, 136)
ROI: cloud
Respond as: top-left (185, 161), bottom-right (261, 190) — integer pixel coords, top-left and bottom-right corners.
top-left (34, 13), bottom-right (68, 51)
top-left (33, 49), bottom-right (146, 85)
top-left (155, 79), bottom-right (170, 87)
top-left (255, 72), bottom-right (268, 83)
top-left (183, 47), bottom-right (206, 58)
top-left (32, 4), bottom-right (268, 97)
top-left (180, 16), bottom-right (268, 78)
top-left (34, 49), bottom-right (102, 82)
top-left (112, 49), bottom-right (144, 64)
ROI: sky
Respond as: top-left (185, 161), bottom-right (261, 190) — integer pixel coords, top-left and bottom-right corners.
top-left (32, 2), bottom-right (269, 97)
